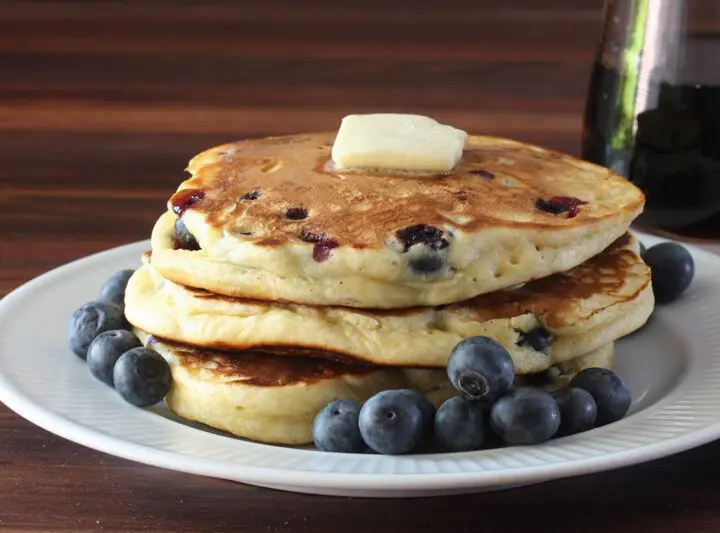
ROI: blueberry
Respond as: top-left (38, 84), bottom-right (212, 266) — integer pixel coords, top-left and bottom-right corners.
top-left (517, 328), bottom-right (553, 351)
top-left (447, 336), bottom-right (514, 402)
top-left (434, 396), bottom-right (486, 452)
top-left (170, 188), bottom-right (205, 216)
top-left (98, 270), bottom-right (135, 308)
top-left (469, 169), bottom-right (495, 179)
top-left (490, 388), bottom-right (561, 445)
top-left (358, 389), bottom-right (427, 455)
top-left (534, 196), bottom-right (588, 218)
top-left (570, 368), bottom-right (631, 426)
top-left (67, 301), bottom-right (128, 360)
top-left (241, 190), bottom-right (261, 201)
top-left (406, 389), bottom-right (436, 439)
top-left (174, 218), bottom-right (199, 251)
top-left (551, 387), bottom-right (597, 436)
top-left (298, 229), bottom-right (339, 262)
top-left (395, 224), bottom-right (449, 252)
top-left (643, 242), bottom-right (694, 304)
top-left (285, 207), bottom-right (309, 220)
top-left (409, 254), bottom-right (444, 274)
top-left (113, 347), bottom-right (171, 407)
top-left (312, 400), bottom-right (366, 453)
top-left (86, 330), bottom-right (142, 386)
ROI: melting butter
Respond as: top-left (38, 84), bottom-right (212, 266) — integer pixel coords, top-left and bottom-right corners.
top-left (331, 114), bottom-right (467, 175)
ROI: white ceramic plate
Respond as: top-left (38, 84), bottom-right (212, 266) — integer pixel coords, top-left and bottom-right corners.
top-left (1, 232), bottom-right (719, 498)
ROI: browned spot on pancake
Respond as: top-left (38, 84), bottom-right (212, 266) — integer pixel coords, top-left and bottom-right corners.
top-left (175, 348), bottom-right (377, 386)
top-left (254, 237), bottom-right (283, 246)
top-left (450, 233), bottom-right (647, 328)
top-left (267, 135), bottom-right (312, 145)
top-left (179, 133), bottom-right (643, 251)
top-left (454, 191), bottom-right (471, 202)
top-left (152, 336), bottom-right (380, 386)
top-left (162, 336), bottom-right (443, 371)
top-left (259, 158), bottom-right (280, 173)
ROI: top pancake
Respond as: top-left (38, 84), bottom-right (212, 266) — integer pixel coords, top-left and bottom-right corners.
top-left (151, 133), bottom-right (644, 308)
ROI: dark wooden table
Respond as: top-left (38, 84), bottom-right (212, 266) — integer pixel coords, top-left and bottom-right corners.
top-left (4, 1), bottom-right (720, 531)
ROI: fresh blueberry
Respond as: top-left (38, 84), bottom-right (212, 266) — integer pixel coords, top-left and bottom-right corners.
top-left (551, 387), bottom-right (597, 436)
top-left (86, 330), bottom-right (142, 386)
top-left (447, 336), bottom-right (514, 402)
top-left (406, 389), bottom-right (436, 439)
top-left (174, 218), bottom-right (200, 251)
top-left (434, 396), bottom-right (486, 452)
top-left (490, 388), bottom-right (561, 445)
top-left (98, 269), bottom-right (135, 309)
top-left (570, 368), bottom-right (631, 426)
top-left (312, 400), bottom-right (366, 453)
top-left (113, 347), bottom-right (171, 407)
top-left (358, 389), bottom-right (427, 455)
top-left (643, 242), bottom-right (695, 304)
top-left (67, 301), bottom-right (128, 360)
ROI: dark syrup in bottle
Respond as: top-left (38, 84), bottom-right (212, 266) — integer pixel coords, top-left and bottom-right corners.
top-left (582, 4), bottom-right (720, 241)
top-left (583, 61), bottom-right (720, 240)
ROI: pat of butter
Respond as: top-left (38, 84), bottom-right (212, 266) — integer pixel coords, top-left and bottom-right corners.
top-left (331, 114), bottom-right (467, 174)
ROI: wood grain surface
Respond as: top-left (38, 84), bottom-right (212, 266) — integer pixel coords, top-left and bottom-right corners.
top-left (4, 1), bottom-right (720, 532)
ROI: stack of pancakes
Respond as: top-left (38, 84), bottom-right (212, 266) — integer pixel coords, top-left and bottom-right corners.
top-left (125, 133), bottom-right (653, 445)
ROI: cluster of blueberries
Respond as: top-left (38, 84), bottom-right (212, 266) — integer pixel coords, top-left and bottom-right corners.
top-left (312, 240), bottom-right (696, 455)
top-left (67, 270), bottom-right (171, 407)
top-left (312, 336), bottom-right (630, 455)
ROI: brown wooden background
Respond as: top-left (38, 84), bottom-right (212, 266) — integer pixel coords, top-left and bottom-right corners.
top-left (7, 1), bottom-right (720, 532)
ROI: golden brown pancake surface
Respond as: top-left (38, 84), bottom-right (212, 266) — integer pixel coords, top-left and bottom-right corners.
top-left (173, 133), bottom-right (643, 251)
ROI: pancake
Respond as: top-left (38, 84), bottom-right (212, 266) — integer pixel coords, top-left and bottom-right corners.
top-left (135, 330), bottom-right (614, 445)
top-left (150, 133), bottom-right (644, 308)
top-left (135, 330), bottom-right (450, 445)
top-left (127, 233), bottom-right (652, 374)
